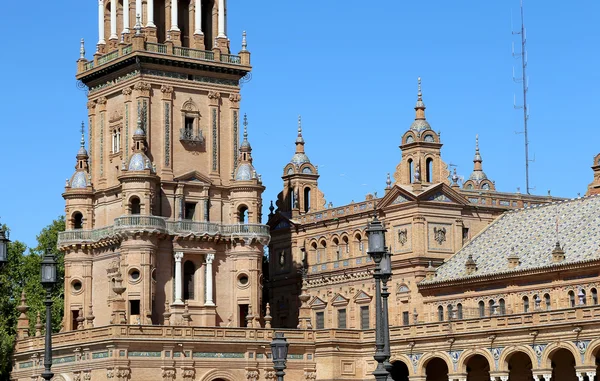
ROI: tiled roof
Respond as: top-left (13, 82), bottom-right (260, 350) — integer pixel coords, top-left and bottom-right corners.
top-left (421, 195), bottom-right (600, 284)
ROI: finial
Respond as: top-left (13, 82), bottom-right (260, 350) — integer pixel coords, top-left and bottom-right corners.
top-left (385, 173), bottom-right (392, 189)
top-left (475, 134), bottom-right (480, 152)
top-left (120, 32), bottom-right (125, 43)
top-left (243, 113), bottom-right (248, 140)
top-left (298, 115), bottom-right (302, 136)
top-left (80, 122), bottom-right (85, 147)
top-left (417, 77), bottom-right (422, 99)
top-left (80, 38), bottom-right (85, 59)
top-left (452, 168), bottom-right (459, 185)
top-left (269, 200), bottom-right (275, 215)
top-left (135, 14), bottom-right (142, 35)
top-left (242, 31), bottom-right (247, 51)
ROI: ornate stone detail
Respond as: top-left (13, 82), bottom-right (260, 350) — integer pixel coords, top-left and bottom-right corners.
top-left (208, 91), bottom-right (221, 100)
top-left (233, 110), bottom-right (239, 168)
top-left (109, 110), bottom-right (123, 123)
top-left (304, 370), bottom-right (317, 380)
top-left (229, 93), bottom-right (241, 103)
top-left (99, 112), bottom-right (105, 176)
top-left (160, 85), bottom-right (174, 95)
top-left (116, 367), bottom-right (131, 381)
top-left (161, 367), bottom-right (176, 381)
top-left (122, 87), bottom-right (132, 96)
top-left (181, 367), bottom-right (195, 380)
top-left (212, 108), bottom-right (218, 171)
top-left (164, 102), bottom-right (171, 166)
top-left (133, 81), bottom-right (152, 91)
top-left (83, 370), bottom-right (92, 381)
top-left (434, 226), bottom-right (447, 245)
top-left (398, 228), bottom-right (408, 246)
top-left (107, 368), bottom-right (115, 379)
top-left (87, 100), bottom-right (97, 109)
top-left (246, 370), bottom-right (259, 381)
top-left (96, 97), bottom-right (108, 105)
top-left (264, 370), bottom-right (276, 381)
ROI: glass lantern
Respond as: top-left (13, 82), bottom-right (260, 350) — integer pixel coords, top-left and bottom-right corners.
top-left (270, 332), bottom-right (289, 371)
top-left (0, 228), bottom-right (9, 267)
top-left (40, 249), bottom-right (58, 288)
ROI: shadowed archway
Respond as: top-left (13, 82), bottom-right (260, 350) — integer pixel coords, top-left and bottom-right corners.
top-left (466, 354), bottom-right (490, 381)
top-left (426, 357), bottom-right (449, 381)
top-left (551, 348), bottom-right (577, 381)
top-left (507, 351), bottom-right (534, 381)
top-left (390, 360), bottom-right (409, 381)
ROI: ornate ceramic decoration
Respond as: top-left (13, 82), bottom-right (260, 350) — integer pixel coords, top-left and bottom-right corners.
top-left (71, 172), bottom-right (88, 188)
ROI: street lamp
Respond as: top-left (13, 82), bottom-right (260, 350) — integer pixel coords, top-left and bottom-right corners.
top-left (271, 332), bottom-right (289, 381)
top-left (366, 214), bottom-right (391, 381)
top-left (40, 247), bottom-right (58, 381)
top-left (380, 251), bottom-right (393, 377)
top-left (0, 227), bottom-right (9, 268)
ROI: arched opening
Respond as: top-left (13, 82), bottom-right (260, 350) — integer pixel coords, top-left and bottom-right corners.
top-left (523, 296), bottom-right (529, 313)
top-left (478, 301), bottom-right (485, 317)
top-left (154, 0), bottom-right (166, 42)
top-left (498, 298), bottom-right (506, 315)
top-left (569, 290), bottom-right (576, 307)
top-left (201, 0), bottom-right (215, 49)
top-left (341, 236), bottom-right (349, 257)
top-left (73, 212), bottom-right (84, 229)
top-left (507, 351), bottom-right (534, 381)
top-left (437, 306), bottom-right (444, 322)
top-left (426, 157), bottom-right (433, 183)
top-left (425, 357), bottom-right (449, 381)
top-left (311, 242), bottom-right (319, 263)
top-left (408, 159), bottom-right (414, 184)
top-left (544, 293), bottom-right (552, 309)
top-left (488, 300), bottom-right (496, 315)
top-left (579, 289), bottom-right (587, 305)
top-left (130, 197), bottom-right (141, 215)
top-left (390, 360), bottom-right (409, 381)
top-left (319, 240), bottom-right (327, 263)
top-left (238, 205), bottom-right (248, 224)
top-left (178, 0), bottom-right (191, 47)
top-left (333, 238), bottom-right (340, 260)
top-left (354, 233), bottom-right (363, 257)
top-left (550, 348), bottom-right (577, 381)
top-left (465, 354), bottom-right (490, 381)
top-left (288, 188), bottom-right (294, 210)
top-left (457, 303), bottom-right (463, 319)
top-left (304, 187), bottom-right (311, 213)
top-left (447, 305), bottom-right (454, 320)
top-left (592, 288), bottom-right (598, 305)
top-left (183, 260), bottom-right (195, 300)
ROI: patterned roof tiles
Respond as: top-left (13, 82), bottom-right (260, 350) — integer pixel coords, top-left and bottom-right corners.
top-left (421, 195), bottom-right (600, 284)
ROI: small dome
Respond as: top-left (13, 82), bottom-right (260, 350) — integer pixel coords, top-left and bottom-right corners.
top-left (134, 127), bottom-right (145, 137)
top-left (240, 139), bottom-right (251, 150)
top-left (128, 153), bottom-right (147, 171)
top-left (469, 171), bottom-right (488, 182)
top-left (78, 146), bottom-right (88, 156)
top-left (409, 119), bottom-right (431, 135)
top-left (235, 163), bottom-right (254, 181)
top-left (291, 153), bottom-right (310, 165)
top-left (70, 171), bottom-right (88, 188)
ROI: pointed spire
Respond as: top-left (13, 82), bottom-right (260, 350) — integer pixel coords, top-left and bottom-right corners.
top-left (296, 115), bottom-right (305, 146)
top-left (474, 134), bottom-right (482, 165)
top-left (239, 113), bottom-right (252, 153)
top-left (77, 121), bottom-right (88, 158)
top-left (241, 31), bottom-right (247, 51)
top-left (409, 77), bottom-right (431, 134)
top-left (79, 38), bottom-right (85, 60)
top-left (385, 173), bottom-right (392, 190)
top-left (467, 134), bottom-right (491, 186)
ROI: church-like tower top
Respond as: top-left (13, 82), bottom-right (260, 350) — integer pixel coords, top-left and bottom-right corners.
top-left (408, 77), bottom-right (432, 136)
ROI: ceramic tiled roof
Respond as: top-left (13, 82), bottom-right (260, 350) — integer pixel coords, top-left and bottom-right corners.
top-left (421, 195), bottom-right (600, 284)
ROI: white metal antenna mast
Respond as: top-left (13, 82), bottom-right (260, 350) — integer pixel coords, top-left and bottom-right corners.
top-left (512, 0), bottom-right (532, 194)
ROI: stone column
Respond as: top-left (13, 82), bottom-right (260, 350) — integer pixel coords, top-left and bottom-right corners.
top-left (135, 0), bottom-right (142, 24)
top-left (98, 0), bottom-right (106, 45)
top-left (194, 0), bottom-right (202, 34)
top-left (147, 0), bottom-right (155, 26)
top-left (205, 253), bottom-right (215, 306)
top-left (122, 0), bottom-right (130, 33)
top-left (171, 0), bottom-right (179, 30)
top-left (576, 373), bottom-right (585, 381)
top-left (174, 252), bottom-right (184, 305)
top-left (541, 374), bottom-right (551, 381)
top-left (110, 0), bottom-right (118, 40)
top-left (217, 0), bottom-right (226, 38)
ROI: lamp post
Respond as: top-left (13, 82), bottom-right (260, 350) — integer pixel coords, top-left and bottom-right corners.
top-left (380, 251), bottom-right (393, 378)
top-left (271, 332), bottom-right (289, 381)
top-left (40, 248), bottom-right (58, 381)
top-left (366, 215), bottom-right (391, 381)
top-left (0, 227), bottom-right (9, 268)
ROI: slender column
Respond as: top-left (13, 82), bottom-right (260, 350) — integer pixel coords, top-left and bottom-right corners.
top-left (40, 289), bottom-right (54, 381)
top-left (147, 0), bottom-right (155, 27)
top-left (381, 276), bottom-right (392, 376)
top-left (110, 0), bottom-right (118, 39)
top-left (135, 0), bottom-right (142, 25)
top-left (122, 0), bottom-right (130, 33)
top-left (98, 0), bottom-right (106, 44)
top-left (205, 253), bottom-right (215, 306)
top-left (217, 0), bottom-right (226, 37)
top-left (170, 0), bottom-right (179, 30)
top-left (541, 374), bottom-right (551, 381)
top-left (173, 252), bottom-right (184, 305)
top-left (372, 267), bottom-right (388, 381)
top-left (194, 0), bottom-right (202, 34)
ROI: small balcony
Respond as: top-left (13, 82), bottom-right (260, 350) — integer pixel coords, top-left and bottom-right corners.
top-left (179, 128), bottom-right (204, 146)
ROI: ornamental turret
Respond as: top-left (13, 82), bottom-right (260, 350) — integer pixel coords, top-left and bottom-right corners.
top-left (63, 123), bottom-right (94, 230)
top-left (462, 135), bottom-right (495, 191)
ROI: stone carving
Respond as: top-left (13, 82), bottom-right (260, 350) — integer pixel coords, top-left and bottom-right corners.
top-left (264, 371), bottom-right (276, 381)
top-left (208, 91), bottom-right (221, 100)
top-left (229, 93), bottom-right (241, 103)
top-left (398, 229), bottom-right (408, 246)
top-left (122, 87), bottom-right (132, 96)
top-left (161, 368), bottom-right (176, 381)
top-left (246, 370), bottom-right (259, 381)
top-left (107, 368), bottom-right (115, 379)
top-left (87, 100), bottom-right (97, 109)
top-left (434, 227), bottom-right (447, 245)
top-left (160, 85), bottom-right (173, 95)
top-left (133, 81), bottom-right (152, 91)
top-left (96, 97), bottom-right (107, 105)
top-left (304, 371), bottom-right (317, 380)
top-left (181, 368), bottom-right (195, 380)
top-left (83, 370), bottom-right (91, 381)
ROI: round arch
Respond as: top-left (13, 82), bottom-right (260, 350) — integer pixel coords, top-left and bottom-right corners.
top-left (584, 338), bottom-right (600, 366)
top-left (456, 348), bottom-right (495, 373)
top-left (200, 369), bottom-right (237, 381)
top-left (417, 352), bottom-right (453, 377)
top-left (541, 342), bottom-right (582, 369)
top-left (389, 354), bottom-right (415, 377)
top-left (497, 345), bottom-right (537, 372)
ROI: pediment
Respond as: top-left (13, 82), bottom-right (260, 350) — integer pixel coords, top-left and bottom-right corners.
top-left (174, 170), bottom-right (212, 185)
top-left (377, 185), bottom-right (418, 208)
top-left (309, 296), bottom-right (327, 309)
top-left (266, 212), bottom-right (297, 231)
top-left (353, 290), bottom-right (372, 302)
top-left (417, 183), bottom-right (469, 205)
top-left (330, 293), bottom-right (349, 306)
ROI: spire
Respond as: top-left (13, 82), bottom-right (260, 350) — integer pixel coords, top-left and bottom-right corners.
top-left (77, 121), bottom-right (88, 158)
top-left (79, 39), bottom-right (85, 60)
top-left (241, 31), bottom-right (247, 51)
top-left (68, 122), bottom-right (91, 189)
top-left (234, 113), bottom-right (257, 181)
top-left (473, 134), bottom-right (482, 167)
top-left (409, 77), bottom-right (431, 134)
top-left (240, 113), bottom-right (252, 152)
top-left (385, 173), bottom-right (392, 190)
top-left (467, 134), bottom-right (489, 184)
top-left (290, 115), bottom-right (311, 165)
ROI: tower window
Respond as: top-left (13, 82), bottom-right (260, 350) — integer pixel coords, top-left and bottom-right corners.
top-left (437, 306), bottom-right (444, 321)
top-left (129, 300), bottom-right (140, 316)
top-left (184, 202), bottom-right (196, 220)
top-left (478, 301), bottom-right (485, 317)
top-left (73, 212), bottom-right (83, 229)
top-left (239, 304), bottom-right (249, 327)
top-left (112, 129), bottom-right (121, 153)
top-left (183, 261), bottom-right (195, 300)
top-left (130, 197), bottom-right (141, 215)
top-left (337, 309), bottom-right (347, 329)
top-left (592, 288), bottom-right (598, 305)
top-left (71, 309), bottom-right (80, 331)
top-left (544, 293), bottom-right (552, 309)
top-left (569, 290), bottom-right (575, 307)
top-left (457, 303), bottom-right (463, 319)
top-left (360, 306), bottom-right (369, 329)
top-left (201, 0), bottom-right (215, 50)
top-left (185, 117), bottom-right (194, 134)
top-left (523, 296), bottom-right (529, 313)
top-left (238, 205), bottom-right (248, 223)
top-left (426, 158), bottom-right (433, 182)
top-left (402, 311), bottom-right (409, 326)
top-left (303, 187), bottom-right (311, 213)
top-left (316, 311), bottom-right (325, 329)
top-left (408, 159), bottom-right (414, 184)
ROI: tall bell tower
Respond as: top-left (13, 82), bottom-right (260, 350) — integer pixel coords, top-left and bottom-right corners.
top-left (60, 0), bottom-right (268, 331)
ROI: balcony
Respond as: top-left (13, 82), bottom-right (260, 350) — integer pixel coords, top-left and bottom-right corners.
top-left (58, 217), bottom-right (270, 246)
top-left (179, 128), bottom-right (204, 146)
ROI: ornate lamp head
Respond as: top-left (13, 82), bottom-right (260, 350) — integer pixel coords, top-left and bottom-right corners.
top-left (270, 332), bottom-right (289, 372)
top-left (40, 247), bottom-right (58, 289)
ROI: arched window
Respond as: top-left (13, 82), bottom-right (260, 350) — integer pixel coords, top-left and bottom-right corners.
top-left (288, 188), bottom-right (294, 210)
top-left (355, 233), bottom-right (363, 257)
top-left (437, 306), bottom-right (444, 322)
top-left (319, 240), bottom-right (327, 263)
top-left (342, 236), bottom-right (349, 256)
top-left (333, 238), bottom-right (340, 260)
top-left (183, 261), bottom-right (195, 300)
top-left (489, 300), bottom-right (496, 315)
top-left (568, 290), bottom-right (575, 307)
top-left (201, 0), bottom-right (215, 49)
top-left (523, 296), bottom-right (529, 313)
top-left (544, 293), bottom-right (551, 310)
top-left (447, 305), bottom-right (454, 320)
top-left (498, 298), bottom-right (506, 315)
top-left (592, 288), bottom-right (598, 305)
top-left (408, 159), bottom-right (414, 184)
top-left (457, 303), bottom-right (463, 319)
top-left (73, 212), bottom-right (83, 229)
top-left (478, 301), bottom-right (485, 317)
top-left (426, 158), bottom-right (433, 183)
top-left (304, 187), bottom-right (311, 213)
top-left (130, 197), bottom-right (141, 215)
top-left (238, 205), bottom-right (248, 224)
top-left (311, 242), bottom-right (319, 263)
top-left (579, 289), bottom-right (586, 305)
top-left (177, 0), bottom-right (191, 47)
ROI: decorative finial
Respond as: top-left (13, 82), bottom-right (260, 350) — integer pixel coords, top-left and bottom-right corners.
top-left (80, 122), bottom-right (85, 147)
top-left (242, 31), bottom-right (247, 51)
top-left (417, 77), bottom-right (422, 99)
top-left (243, 113), bottom-right (248, 140)
top-left (135, 14), bottom-right (142, 35)
top-left (385, 173), bottom-right (392, 189)
top-left (298, 115), bottom-right (302, 136)
top-left (269, 200), bottom-right (275, 215)
top-left (120, 32), bottom-right (125, 43)
top-left (475, 134), bottom-right (479, 151)
top-left (452, 168), bottom-right (459, 185)
top-left (80, 38), bottom-right (85, 59)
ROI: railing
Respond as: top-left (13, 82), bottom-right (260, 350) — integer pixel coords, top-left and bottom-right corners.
top-left (309, 255), bottom-right (371, 273)
top-left (179, 128), bottom-right (204, 144)
top-left (145, 42), bottom-right (167, 54)
top-left (220, 53), bottom-right (241, 64)
top-left (83, 61), bottom-right (95, 70)
top-left (58, 218), bottom-right (269, 246)
top-left (173, 46), bottom-right (214, 61)
top-left (122, 45), bottom-right (133, 55)
top-left (97, 50), bottom-right (119, 65)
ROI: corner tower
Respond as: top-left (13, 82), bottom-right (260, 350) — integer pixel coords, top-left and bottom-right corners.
top-left (394, 78), bottom-right (450, 188)
top-left (60, 1), bottom-right (268, 331)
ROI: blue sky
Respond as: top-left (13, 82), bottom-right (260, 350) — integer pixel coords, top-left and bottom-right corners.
top-left (0, 1), bottom-right (598, 248)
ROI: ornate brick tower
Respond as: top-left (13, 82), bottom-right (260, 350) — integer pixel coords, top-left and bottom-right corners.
top-left (60, 0), bottom-right (268, 331)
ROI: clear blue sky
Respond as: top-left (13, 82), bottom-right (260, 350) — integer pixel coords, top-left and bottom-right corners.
top-left (0, 1), bottom-right (598, 248)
